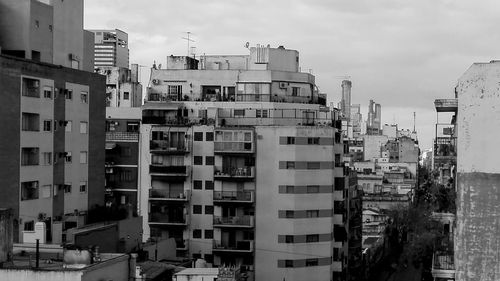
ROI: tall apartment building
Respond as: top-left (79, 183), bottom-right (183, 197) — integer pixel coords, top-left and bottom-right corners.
top-left (0, 0), bottom-right (94, 71)
top-left (139, 46), bottom-right (357, 281)
top-left (0, 0), bottom-right (105, 243)
top-left (89, 29), bottom-right (129, 69)
top-left (366, 100), bottom-right (381, 135)
top-left (340, 80), bottom-right (352, 120)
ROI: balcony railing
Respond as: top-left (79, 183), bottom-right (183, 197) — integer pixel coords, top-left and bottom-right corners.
top-left (149, 165), bottom-right (188, 177)
top-left (214, 166), bottom-right (254, 180)
top-left (434, 99), bottom-right (458, 112)
top-left (213, 240), bottom-right (254, 252)
top-left (214, 142), bottom-right (254, 154)
top-left (213, 191), bottom-right (254, 203)
top-left (213, 216), bottom-right (254, 228)
top-left (106, 132), bottom-right (139, 141)
top-left (149, 213), bottom-right (188, 225)
top-left (149, 189), bottom-right (190, 201)
top-left (150, 140), bottom-right (188, 154)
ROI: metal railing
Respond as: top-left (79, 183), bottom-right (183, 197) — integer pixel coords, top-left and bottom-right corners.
top-left (213, 240), bottom-right (254, 251)
top-left (214, 142), bottom-right (254, 153)
top-left (213, 191), bottom-right (253, 202)
top-left (150, 140), bottom-right (188, 152)
top-left (214, 166), bottom-right (254, 178)
top-left (106, 132), bottom-right (139, 141)
top-left (213, 216), bottom-right (253, 227)
top-left (149, 189), bottom-right (190, 200)
top-left (149, 165), bottom-right (187, 175)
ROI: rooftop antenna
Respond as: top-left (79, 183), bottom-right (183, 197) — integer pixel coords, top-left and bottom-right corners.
top-left (413, 111), bottom-right (416, 133)
top-left (181, 32), bottom-right (195, 57)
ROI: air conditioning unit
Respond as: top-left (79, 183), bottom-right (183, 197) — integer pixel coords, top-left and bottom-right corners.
top-left (69, 53), bottom-right (80, 61)
top-left (279, 82), bottom-right (288, 89)
top-left (152, 79), bottom-right (160, 85)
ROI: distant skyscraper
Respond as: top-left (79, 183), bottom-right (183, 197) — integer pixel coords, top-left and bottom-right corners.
top-left (367, 99), bottom-right (382, 135)
top-left (341, 80), bottom-right (352, 120)
top-left (89, 29), bottom-right (129, 69)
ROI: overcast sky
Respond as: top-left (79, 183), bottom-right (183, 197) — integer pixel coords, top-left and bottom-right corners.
top-left (85, 0), bottom-right (500, 149)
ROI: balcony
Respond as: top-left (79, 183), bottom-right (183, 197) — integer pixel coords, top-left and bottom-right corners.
top-left (213, 240), bottom-right (254, 253)
top-left (213, 216), bottom-right (254, 228)
top-left (214, 166), bottom-right (254, 181)
top-left (434, 99), bottom-right (458, 112)
top-left (149, 165), bottom-right (189, 178)
top-left (150, 140), bottom-right (189, 154)
top-left (106, 132), bottom-right (139, 142)
top-left (149, 189), bottom-right (190, 201)
top-left (432, 253), bottom-right (455, 279)
top-left (213, 191), bottom-right (254, 204)
top-left (149, 213), bottom-right (188, 226)
top-left (214, 142), bottom-right (254, 154)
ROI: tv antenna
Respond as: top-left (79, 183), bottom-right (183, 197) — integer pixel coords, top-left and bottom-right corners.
top-left (182, 32), bottom-right (195, 57)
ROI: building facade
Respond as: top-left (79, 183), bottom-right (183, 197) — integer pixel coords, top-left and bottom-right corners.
top-left (89, 29), bottom-right (129, 69)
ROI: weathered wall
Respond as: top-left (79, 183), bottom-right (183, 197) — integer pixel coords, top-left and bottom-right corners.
top-left (455, 61), bottom-right (500, 281)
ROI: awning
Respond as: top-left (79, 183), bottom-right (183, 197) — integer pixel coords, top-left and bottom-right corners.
top-left (105, 143), bottom-right (117, 150)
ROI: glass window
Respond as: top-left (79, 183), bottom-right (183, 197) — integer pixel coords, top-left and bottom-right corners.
top-left (306, 210), bottom-right (319, 218)
top-left (205, 181), bottom-right (214, 190)
top-left (193, 180), bottom-right (202, 190)
top-left (193, 229), bottom-right (202, 239)
top-left (194, 132), bottom-right (203, 141)
top-left (285, 235), bottom-right (294, 243)
top-left (21, 181), bottom-right (39, 200)
top-left (307, 185), bottom-right (319, 193)
top-left (204, 229), bottom-right (213, 239)
top-left (80, 122), bottom-right (87, 134)
top-left (206, 132), bottom-right (214, 141)
top-left (205, 205), bottom-right (214, 215)
top-left (193, 205), bottom-right (202, 214)
top-left (80, 151), bottom-right (87, 164)
top-left (194, 156), bottom-right (203, 165)
top-left (65, 120), bottom-right (72, 132)
top-left (80, 92), bottom-right (88, 103)
top-left (79, 181), bottom-right (87, 193)
top-left (41, 185), bottom-right (51, 198)
top-left (43, 120), bottom-right (52, 132)
top-left (205, 156), bottom-right (214, 165)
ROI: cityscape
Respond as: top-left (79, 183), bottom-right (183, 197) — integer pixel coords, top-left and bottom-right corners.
top-left (0, 0), bottom-right (497, 281)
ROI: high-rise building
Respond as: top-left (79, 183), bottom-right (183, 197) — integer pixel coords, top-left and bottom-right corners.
top-left (341, 80), bottom-right (352, 120)
top-left (366, 100), bottom-right (381, 135)
top-left (0, 0), bottom-right (105, 243)
top-left (0, 0), bottom-right (95, 71)
top-left (89, 29), bottom-right (129, 69)
top-left (139, 45), bottom-right (358, 281)
top-left (350, 104), bottom-right (363, 138)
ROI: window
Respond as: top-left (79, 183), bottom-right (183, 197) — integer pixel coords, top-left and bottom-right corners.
top-left (35, 20), bottom-right (39, 28)
top-left (42, 152), bottom-right (52, 165)
top-left (168, 85), bottom-right (182, 98)
top-left (194, 156), bottom-right (203, 165)
top-left (193, 229), bottom-right (202, 238)
top-left (65, 151), bottom-right (72, 163)
top-left (193, 180), bottom-right (202, 190)
top-left (285, 185), bottom-right (294, 193)
top-left (21, 148), bottom-right (39, 166)
top-left (287, 137), bottom-right (295, 144)
top-left (65, 89), bottom-right (73, 100)
top-left (194, 132), bottom-right (203, 141)
top-left (41, 185), bottom-right (51, 198)
top-left (22, 113), bottom-right (40, 131)
top-left (308, 137), bottom-right (320, 145)
top-left (306, 210), bottom-right (319, 218)
top-left (285, 211), bottom-right (294, 218)
top-left (305, 258), bottom-right (318, 267)
top-left (80, 122), bottom-right (87, 134)
top-left (43, 87), bottom-right (52, 99)
top-left (80, 151), bottom-right (87, 164)
top-left (256, 109), bottom-right (268, 118)
top-left (285, 235), bottom-right (294, 243)
top-left (49, 25), bottom-right (53, 32)
top-left (123, 92), bottom-right (129, 100)
top-left (120, 170), bottom-right (132, 181)
top-left (64, 183), bottom-right (72, 193)
top-left (204, 254), bottom-right (213, 263)
top-left (285, 260), bottom-right (293, 268)
top-left (24, 221), bottom-right (35, 231)
top-left (292, 87), bottom-right (300, 96)
top-left (193, 205), bottom-right (202, 214)
top-left (65, 120), bottom-right (72, 132)
top-left (43, 120), bottom-right (52, 132)
top-left (80, 91), bottom-right (88, 103)
top-left (121, 147), bottom-right (132, 157)
top-left (234, 109), bottom-right (245, 117)
top-left (205, 181), bottom-right (214, 190)
top-left (205, 132), bottom-right (214, 141)
top-left (21, 181), bottom-right (39, 200)
top-left (307, 185), bottom-right (319, 193)
top-left (307, 162), bottom-right (320, 169)
top-left (127, 122), bottom-right (139, 132)
top-left (205, 205), bottom-right (214, 215)
top-left (286, 161), bottom-right (295, 169)
top-left (79, 181), bottom-right (87, 193)
top-left (204, 229), bottom-right (214, 239)
top-left (205, 156), bottom-right (214, 165)
top-left (306, 234), bottom-right (319, 243)
top-left (22, 78), bottom-right (40, 97)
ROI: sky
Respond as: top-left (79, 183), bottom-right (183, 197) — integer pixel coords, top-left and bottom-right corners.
top-left (84, 0), bottom-right (500, 150)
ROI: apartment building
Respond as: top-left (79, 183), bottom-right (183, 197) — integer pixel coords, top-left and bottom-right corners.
top-left (89, 29), bottom-right (129, 69)
top-left (138, 45), bottom-right (356, 281)
top-left (0, 54), bottom-right (105, 243)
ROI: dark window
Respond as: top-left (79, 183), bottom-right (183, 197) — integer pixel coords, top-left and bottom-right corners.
top-left (306, 258), bottom-right (318, 267)
top-left (22, 78), bottom-right (40, 97)
top-left (286, 211), bottom-right (294, 218)
top-left (21, 148), bottom-right (39, 166)
top-left (287, 137), bottom-right (295, 144)
top-left (334, 177), bottom-right (345, 191)
top-left (243, 231), bottom-right (254, 240)
top-left (24, 221), bottom-right (35, 231)
top-left (306, 234), bottom-right (319, 243)
top-left (21, 181), bottom-right (39, 200)
top-left (192, 253), bottom-right (202, 259)
top-left (286, 185), bottom-right (294, 193)
top-left (193, 205), bottom-right (202, 214)
top-left (194, 132), bottom-right (203, 141)
top-left (194, 156), bottom-right (203, 165)
top-left (285, 260), bottom-right (293, 268)
top-left (193, 229), bottom-right (202, 238)
top-left (193, 180), bottom-right (202, 190)
top-left (286, 161), bottom-right (295, 169)
top-left (307, 185), bottom-right (319, 193)
top-left (205, 205), bottom-right (214, 215)
top-left (204, 254), bottom-right (213, 263)
top-left (234, 109), bottom-right (245, 117)
top-left (123, 92), bottom-right (129, 100)
top-left (206, 132), bottom-right (214, 141)
top-left (205, 181), bottom-right (214, 190)
top-left (306, 210), bottom-right (319, 218)
top-left (121, 147), bottom-right (132, 157)
top-left (307, 162), bottom-right (320, 169)
top-left (307, 137), bottom-right (319, 145)
top-left (22, 113), bottom-right (40, 131)
top-left (127, 122), bottom-right (139, 132)
top-left (205, 156), bottom-right (214, 165)
top-left (204, 229), bottom-right (214, 239)
top-left (285, 235), bottom-right (294, 243)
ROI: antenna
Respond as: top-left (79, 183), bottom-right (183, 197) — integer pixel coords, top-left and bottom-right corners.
top-left (181, 32), bottom-right (195, 57)
top-left (413, 111), bottom-right (416, 133)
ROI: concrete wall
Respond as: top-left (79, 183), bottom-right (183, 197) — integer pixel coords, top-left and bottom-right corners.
top-left (362, 135), bottom-right (389, 161)
top-left (0, 269), bottom-right (82, 281)
top-left (455, 61), bottom-right (500, 281)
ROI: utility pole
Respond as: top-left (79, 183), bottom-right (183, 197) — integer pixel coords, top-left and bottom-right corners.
top-left (181, 32), bottom-right (195, 58)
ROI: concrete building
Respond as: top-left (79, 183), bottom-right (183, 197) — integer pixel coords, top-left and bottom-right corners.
top-left (362, 135), bottom-right (389, 161)
top-left (89, 29), bottom-right (129, 69)
top-left (382, 124), bottom-right (397, 140)
top-left (340, 80), bottom-right (352, 120)
top-left (139, 45), bottom-right (356, 281)
top-left (0, 53), bottom-right (105, 243)
top-left (434, 98), bottom-right (457, 187)
top-left (350, 104), bottom-right (363, 138)
top-left (96, 64), bottom-right (142, 108)
top-left (0, 0), bottom-right (94, 72)
top-left (366, 100), bottom-right (381, 135)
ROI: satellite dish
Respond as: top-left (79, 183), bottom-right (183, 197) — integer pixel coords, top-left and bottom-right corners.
top-left (245, 42), bottom-right (250, 48)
